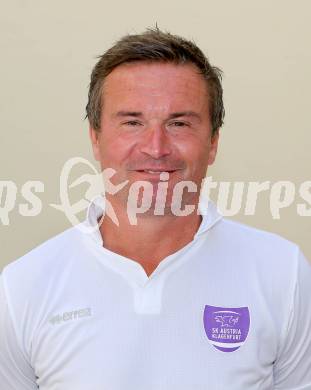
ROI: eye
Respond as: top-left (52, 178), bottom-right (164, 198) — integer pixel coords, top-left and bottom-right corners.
top-left (123, 120), bottom-right (142, 126)
top-left (169, 121), bottom-right (189, 127)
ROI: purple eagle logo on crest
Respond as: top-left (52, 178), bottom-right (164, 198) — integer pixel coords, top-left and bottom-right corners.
top-left (214, 313), bottom-right (240, 327)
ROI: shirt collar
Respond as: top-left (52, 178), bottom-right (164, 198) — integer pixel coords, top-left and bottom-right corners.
top-left (82, 194), bottom-right (222, 245)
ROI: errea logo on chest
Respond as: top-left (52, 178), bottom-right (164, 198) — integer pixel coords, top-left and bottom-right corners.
top-left (49, 308), bottom-right (92, 325)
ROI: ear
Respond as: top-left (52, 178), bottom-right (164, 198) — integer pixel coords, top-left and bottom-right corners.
top-left (89, 126), bottom-right (101, 161)
top-left (207, 130), bottom-right (220, 165)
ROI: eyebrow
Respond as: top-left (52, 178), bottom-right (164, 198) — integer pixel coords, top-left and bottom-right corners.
top-left (113, 110), bottom-right (202, 121)
top-left (114, 111), bottom-right (143, 118)
top-left (167, 111), bottom-right (202, 121)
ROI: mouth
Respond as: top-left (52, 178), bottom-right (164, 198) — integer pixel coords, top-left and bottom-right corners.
top-left (131, 169), bottom-right (181, 182)
top-left (133, 169), bottom-right (180, 178)
top-left (135, 169), bottom-right (176, 174)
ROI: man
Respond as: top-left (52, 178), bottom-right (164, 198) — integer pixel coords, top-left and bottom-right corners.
top-left (0, 28), bottom-right (310, 389)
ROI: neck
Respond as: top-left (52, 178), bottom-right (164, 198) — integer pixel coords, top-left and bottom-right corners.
top-left (98, 201), bottom-right (202, 277)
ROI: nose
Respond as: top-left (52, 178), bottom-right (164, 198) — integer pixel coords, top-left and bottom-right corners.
top-left (139, 125), bottom-right (172, 159)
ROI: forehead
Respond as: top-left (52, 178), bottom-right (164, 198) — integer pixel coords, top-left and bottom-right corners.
top-left (101, 62), bottom-right (209, 115)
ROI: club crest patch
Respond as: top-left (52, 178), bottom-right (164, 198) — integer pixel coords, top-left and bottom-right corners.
top-left (203, 305), bottom-right (250, 352)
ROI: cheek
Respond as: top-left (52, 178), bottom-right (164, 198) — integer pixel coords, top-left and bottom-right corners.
top-left (99, 135), bottom-right (137, 166)
top-left (176, 137), bottom-right (210, 163)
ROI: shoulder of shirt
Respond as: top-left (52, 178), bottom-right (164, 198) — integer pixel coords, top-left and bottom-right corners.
top-left (215, 215), bottom-right (300, 256)
top-left (212, 217), bottom-right (304, 283)
top-left (1, 223), bottom-right (86, 286)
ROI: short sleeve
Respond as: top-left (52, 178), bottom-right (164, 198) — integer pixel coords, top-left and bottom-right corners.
top-left (0, 273), bottom-right (38, 389)
top-left (273, 249), bottom-right (311, 389)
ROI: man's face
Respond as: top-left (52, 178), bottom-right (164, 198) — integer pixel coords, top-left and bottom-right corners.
top-left (90, 61), bottom-right (219, 213)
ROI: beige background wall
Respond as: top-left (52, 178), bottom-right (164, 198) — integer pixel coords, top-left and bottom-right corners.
top-left (0, 0), bottom-right (310, 271)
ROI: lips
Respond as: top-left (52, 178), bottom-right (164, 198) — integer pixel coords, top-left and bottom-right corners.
top-left (135, 169), bottom-right (176, 173)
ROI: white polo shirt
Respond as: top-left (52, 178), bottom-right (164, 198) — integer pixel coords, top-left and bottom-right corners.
top-left (1, 196), bottom-right (311, 390)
